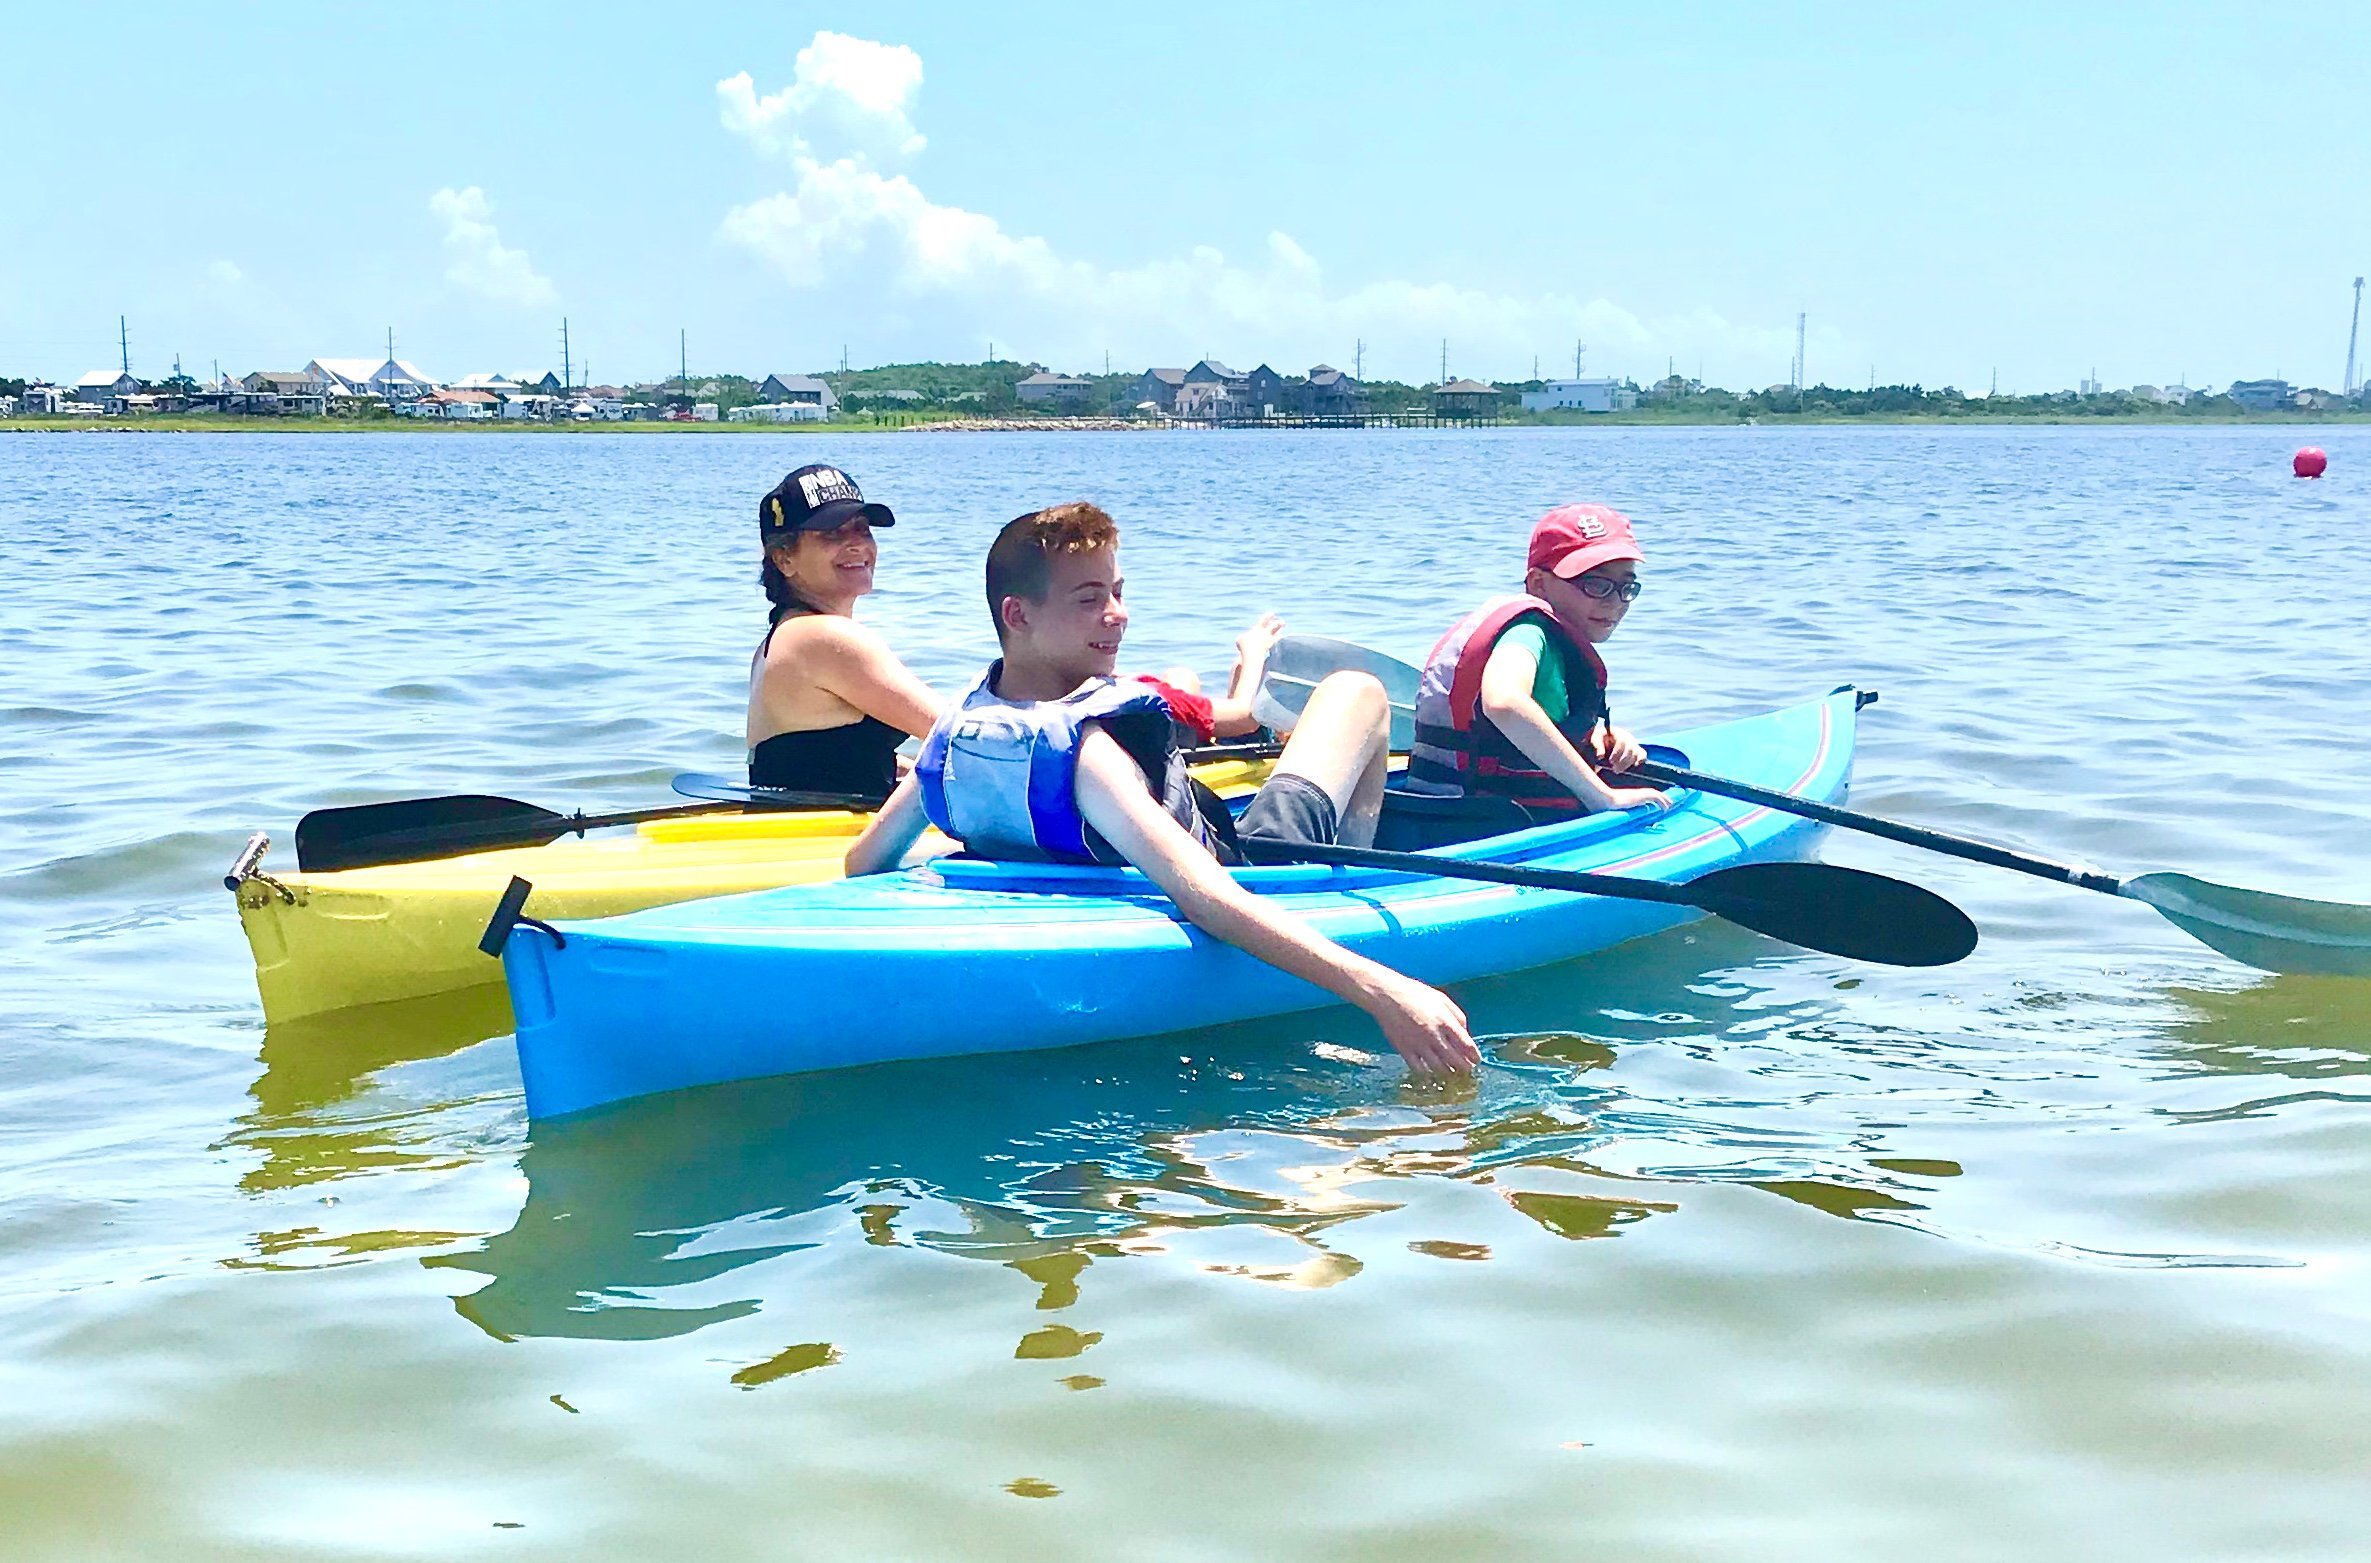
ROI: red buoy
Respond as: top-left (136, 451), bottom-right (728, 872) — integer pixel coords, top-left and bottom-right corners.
top-left (2294, 446), bottom-right (2328, 478)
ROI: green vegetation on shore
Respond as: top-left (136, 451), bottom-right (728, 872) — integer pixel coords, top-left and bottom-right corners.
top-left (1514, 378), bottom-right (2364, 424)
top-left (8, 404), bottom-right (2367, 436)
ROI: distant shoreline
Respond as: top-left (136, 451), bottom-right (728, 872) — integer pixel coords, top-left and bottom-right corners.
top-left (5, 410), bottom-right (2368, 435)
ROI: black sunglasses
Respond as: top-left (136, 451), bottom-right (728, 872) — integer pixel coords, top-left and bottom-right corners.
top-left (1573, 575), bottom-right (1643, 603)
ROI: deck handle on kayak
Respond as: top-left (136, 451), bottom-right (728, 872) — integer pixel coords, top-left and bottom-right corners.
top-left (223, 831), bottom-right (296, 903)
top-left (479, 876), bottom-right (565, 957)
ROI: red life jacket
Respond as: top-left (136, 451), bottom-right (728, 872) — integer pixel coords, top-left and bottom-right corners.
top-left (1404, 595), bottom-right (1608, 813)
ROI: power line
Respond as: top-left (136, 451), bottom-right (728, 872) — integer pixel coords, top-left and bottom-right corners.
top-left (119, 315), bottom-right (130, 375)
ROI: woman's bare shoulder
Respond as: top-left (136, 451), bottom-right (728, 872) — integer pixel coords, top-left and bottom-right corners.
top-left (764, 612), bottom-right (879, 653)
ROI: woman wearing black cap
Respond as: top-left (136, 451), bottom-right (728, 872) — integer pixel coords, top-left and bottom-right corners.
top-left (746, 464), bottom-right (941, 801)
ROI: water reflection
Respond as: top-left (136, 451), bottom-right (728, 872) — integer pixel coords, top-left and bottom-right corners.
top-left (2155, 974), bottom-right (2371, 1081)
top-left (427, 923), bottom-right (1929, 1347)
top-left (225, 983), bottom-right (514, 1192)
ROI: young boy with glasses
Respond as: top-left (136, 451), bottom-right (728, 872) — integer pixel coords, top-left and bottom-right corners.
top-left (1403, 504), bottom-right (1674, 818)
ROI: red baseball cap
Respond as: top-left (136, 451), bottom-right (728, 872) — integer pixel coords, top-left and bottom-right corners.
top-left (1527, 503), bottom-right (1643, 580)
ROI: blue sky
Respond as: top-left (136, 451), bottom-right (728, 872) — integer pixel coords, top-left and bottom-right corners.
top-left (5, 5), bottom-right (2367, 391)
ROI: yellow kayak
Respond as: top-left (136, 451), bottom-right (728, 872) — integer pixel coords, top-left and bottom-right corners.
top-left (230, 756), bottom-right (1278, 1024)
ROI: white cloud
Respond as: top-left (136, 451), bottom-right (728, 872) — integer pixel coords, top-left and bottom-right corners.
top-left (207, 260), bottom-right (243, 285)
top-left (718, 31), bottom-right (924, 164)
top-left (429, 186), bottom-right (557, 308)
top-left (715, 34), bottom-right (1799, 379)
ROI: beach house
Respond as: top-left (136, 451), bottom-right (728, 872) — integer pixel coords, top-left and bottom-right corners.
top-left (1015, 371), bottom-right (1094, 409)
top-left (308, 358), bottom-right (436, 405)
top-left (73, 370), bottom-right (139, 405)
top-left (236, 371), bottom-right (328, 416)
top-left (1298, 365), bottom-right (1363, 416)
top-left (1177, 360), bottom-right (1248, 418)
top-left (1128, 368), bottom-right (1185, 413)
top-left (1520, 377), bottom-right (1635, 413)
top-left (419, 388), bottom-right (498, 421)
top-left (757, 374), bottom-right (839, 415)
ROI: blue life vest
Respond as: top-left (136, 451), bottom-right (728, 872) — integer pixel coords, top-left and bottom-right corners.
top-left (916, 665), bottom-right (1224, 864)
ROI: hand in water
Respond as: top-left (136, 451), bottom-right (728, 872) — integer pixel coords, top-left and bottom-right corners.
top-left (1367, 973), bottom-right (1479, 1076)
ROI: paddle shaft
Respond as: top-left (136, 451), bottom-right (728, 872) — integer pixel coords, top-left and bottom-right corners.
top-left (1238, 836), bottom-right (1698, 907)
top-left (1624, 759), bottom-right (2123, 895)
top-left (309, 789), bottom-right (871, 869)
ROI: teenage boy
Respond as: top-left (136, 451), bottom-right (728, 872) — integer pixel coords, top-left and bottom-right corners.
top-left (845, 502), bottom-right (1478, 1076)
top-left (1404, 503), bottom-right (1673, 818)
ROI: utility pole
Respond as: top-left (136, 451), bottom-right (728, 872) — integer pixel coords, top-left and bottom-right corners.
top-left (1990, 366), bottom-right (1998, 398)
top-left (119, 315), bottom-right (130, 374)
top-left (386, 326), bottom-right (395, 364)
top-left (841, 343), bottom-right (849, 374)
top-left (679, 329), bottom-right (687, 389)
top-left (1354, 339), bottom-right (1365, 380)
top-left (1532, 354), bottom-right (1539, 381)
top-left (1440, 339), bottom-right (1448, 384)
top-left (1794, 312), bottom-right (1807, 390)
top-left (561, 318), bottom-right (572, 389)
top-left (2346, 276), bottom-right (2365, 397)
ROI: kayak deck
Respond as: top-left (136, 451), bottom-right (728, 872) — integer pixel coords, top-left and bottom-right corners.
top-left (506, 690), bottom-right (1860, 1119)
top-left (231, 756), bottom-right (1279, 1024)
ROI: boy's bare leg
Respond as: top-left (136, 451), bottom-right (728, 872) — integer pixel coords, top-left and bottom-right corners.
top-left (1270, 671), bottom-right (1389, 846)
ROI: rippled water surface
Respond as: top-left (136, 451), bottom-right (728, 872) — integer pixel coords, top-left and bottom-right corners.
top-left (4, 426), bottom-right (2369, 1560)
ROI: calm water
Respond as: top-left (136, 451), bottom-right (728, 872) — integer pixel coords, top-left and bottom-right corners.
top-left (3, 426), bottom-right (2368, 1560)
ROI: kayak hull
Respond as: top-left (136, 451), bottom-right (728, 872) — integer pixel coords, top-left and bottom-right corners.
top-left (232, 757), bottom-right (1281, 1022)
top-left (234, 810), bottom-right (874, 1022)
top-left (506, 691), bottom-right (1861, 1119)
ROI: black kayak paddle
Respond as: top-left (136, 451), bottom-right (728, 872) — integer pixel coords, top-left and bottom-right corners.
top-left (1235, 837), bottom-right (1977, 968)
top-left (1617, 758), bottom-right (2371, 980)
top-left (294, 785), bottom-right (874, 874)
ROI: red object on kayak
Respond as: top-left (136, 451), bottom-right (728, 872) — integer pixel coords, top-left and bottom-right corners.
top-left (2294, 446), bottom-right (2328, 478)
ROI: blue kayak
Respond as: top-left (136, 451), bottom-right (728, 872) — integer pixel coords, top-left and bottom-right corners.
top-left (502, 688), bottom-right (1861, 1119)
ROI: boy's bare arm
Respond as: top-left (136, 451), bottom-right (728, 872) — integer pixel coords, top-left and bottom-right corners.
top-left (844, 773), bottom-right (938, 876)
top-left (1073, 729), bottom-right (1476, 1075)
top-left (1476, 639), bottom-right (1666, 812)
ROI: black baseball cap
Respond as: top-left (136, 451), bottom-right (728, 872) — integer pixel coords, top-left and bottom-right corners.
top-left (759, 464), bottom-right (896, 537)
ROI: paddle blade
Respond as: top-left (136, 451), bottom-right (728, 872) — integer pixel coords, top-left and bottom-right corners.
top-left (295, 795), bottom-right (560, 873)
top-left (1254, 634), bottom-right (1420, 749)
top-left (2122, 872), bottom-right (2371, 979)
top-left (1686, 861), bottom-right (1979, 968)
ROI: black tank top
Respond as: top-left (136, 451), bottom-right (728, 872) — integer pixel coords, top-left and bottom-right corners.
top-left (748, 714), bottom-right (905, 801)
top-left (748, 608), bottom-right (905, 802)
